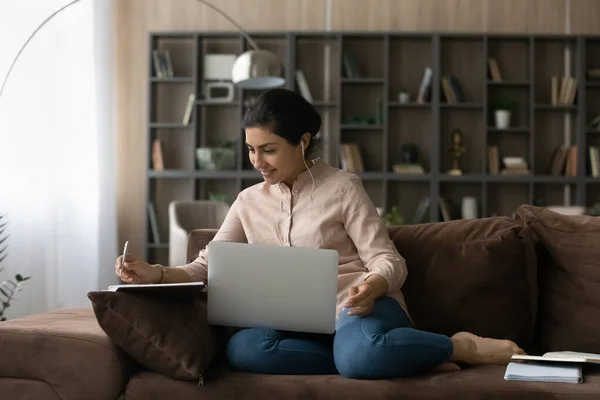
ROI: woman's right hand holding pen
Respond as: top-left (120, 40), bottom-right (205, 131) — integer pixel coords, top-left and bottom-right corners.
top-left (115, 253), bottom-right (163, 284)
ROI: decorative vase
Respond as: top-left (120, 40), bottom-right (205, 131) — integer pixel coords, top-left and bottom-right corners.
top-left (495, 110), bottom-right (511, 129)
top-left (196, 147), bottom-right (236, 170)
top-left (398, 91), bottom-right (410, 104)
top-left (461, 196), bottom-right (478, 219)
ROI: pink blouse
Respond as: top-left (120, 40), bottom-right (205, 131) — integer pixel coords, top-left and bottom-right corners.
top-left (177, 158), bottom-right (410, 320)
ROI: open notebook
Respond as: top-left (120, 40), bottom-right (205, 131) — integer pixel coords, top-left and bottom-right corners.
top-left (511, 351), bottom-right (600, 365)
top-left (104, 282), bottom-right (206, 297)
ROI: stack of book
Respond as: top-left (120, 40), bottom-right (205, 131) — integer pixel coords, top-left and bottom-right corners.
top-left (505, 351), bottom-right (600, 384)
top-left (501, 157), bottom-right (529, 175)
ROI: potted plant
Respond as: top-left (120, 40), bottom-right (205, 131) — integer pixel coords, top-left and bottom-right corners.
top-left (382, 206), bottom-right (405, 226)
top-left (490, 97), bottom-right (517, 129)
top-left (196, 138), bottom-right (237, 171)
top-left (0, 214), bottom-right (31, 321)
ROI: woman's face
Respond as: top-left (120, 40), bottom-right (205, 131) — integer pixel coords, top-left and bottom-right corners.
top-left (245, 126), bottom-right (305, 186)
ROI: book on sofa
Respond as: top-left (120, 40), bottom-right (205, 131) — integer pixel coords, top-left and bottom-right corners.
top-left (504, 362), bottom-right (583, 384)
top-left (511, 351), bottom-right (600, 365)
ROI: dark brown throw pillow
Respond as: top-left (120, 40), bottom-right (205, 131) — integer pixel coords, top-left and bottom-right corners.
top-left (87, 290), bottom-right (216, 381)
top-left (389, 216), bottom-right (538, 350)
top-left (516, 204), bottom-right (600, 353)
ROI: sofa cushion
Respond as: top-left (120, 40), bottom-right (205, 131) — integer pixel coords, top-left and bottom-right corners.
top-left (0, 308), bottom-right (133, 400)
top-left (516, 204), bottom-right (600, 353)
top-left (388, 216), bottom-right (537, 349)
top-left (87, 290), bottom-right (216, 381)
top-left (123, 366), bottom-right (600, 400)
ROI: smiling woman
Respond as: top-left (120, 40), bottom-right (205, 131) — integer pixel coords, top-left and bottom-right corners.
top-left (0, 0), bottom-right (118, 317)
top-left (243, 88), bottom-right (322, 187)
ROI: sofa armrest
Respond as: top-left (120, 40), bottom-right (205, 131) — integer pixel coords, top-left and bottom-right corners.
top-left (186, 229), bottom-right (218, 263)
top-left (0, 308), bottom-right (136, 400)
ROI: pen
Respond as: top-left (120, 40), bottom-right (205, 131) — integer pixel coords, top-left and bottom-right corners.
top-left (120, 241), bottom-right (129, 274)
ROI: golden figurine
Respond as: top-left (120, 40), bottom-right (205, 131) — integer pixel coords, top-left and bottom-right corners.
top-left (448, 129), bottom-right (466, 176)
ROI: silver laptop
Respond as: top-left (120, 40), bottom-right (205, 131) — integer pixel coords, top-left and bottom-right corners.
top-left (206, 241), bottom-right (339, 334)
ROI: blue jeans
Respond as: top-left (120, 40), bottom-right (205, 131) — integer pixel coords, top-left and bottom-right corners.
top-left (225, 296), bottom-right (453, 379)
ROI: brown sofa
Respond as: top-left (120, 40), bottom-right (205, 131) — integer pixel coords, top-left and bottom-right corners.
top-left (1, 204), bottom-right (599, 399)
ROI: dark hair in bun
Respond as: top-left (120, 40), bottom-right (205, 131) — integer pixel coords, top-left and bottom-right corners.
top-left (242, 88), bottom-right (322, 158)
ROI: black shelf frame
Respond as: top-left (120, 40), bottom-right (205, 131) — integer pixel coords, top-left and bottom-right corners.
top-left (144, 31), bottom-right (600, 264)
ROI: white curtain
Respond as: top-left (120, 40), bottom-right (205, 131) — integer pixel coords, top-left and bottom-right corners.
top-left (0, 0), bottom-right (118, 318)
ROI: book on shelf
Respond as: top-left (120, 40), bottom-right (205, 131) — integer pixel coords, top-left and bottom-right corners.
top-left (487, 145), bottom-right (500, 175)
top-left (588, 68), bottom-right (600, 81)
top-left (392, 163), bottom-right (425, 175)
top-left (147, 202), bottom-right (161, 244)
top-left (589, 146), bottom-right (600, 177)
top-left (411, 196), bottom-right (451, 223)
top-left (182, 93), bottom-right (196, 125)
top-left (152, 138), bottom-right (164, 171)
top-left (416, 67), bottom-right (432, 104)
top-left (295, 70), bottom-right (313, 103)
top-left (487, 57), bottom-right (502, 81)
top-left (551, 76), bottom-right (577, 106)
top-left (339, 144), bottom-right (364, 173)
top-left (440, 75), bottom-right (465, 104)
top-left (546, 145), bottom-right (577, 177)
top-left (152, 50), bottom-right (174, 79)
top-left (342, 53), bottom-right (361, 79)
top-left (501, 156), bottom-right (529, 175)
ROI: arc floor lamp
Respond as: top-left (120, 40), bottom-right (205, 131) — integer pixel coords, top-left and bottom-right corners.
top-left (0, 0), bottom-right (286, 104)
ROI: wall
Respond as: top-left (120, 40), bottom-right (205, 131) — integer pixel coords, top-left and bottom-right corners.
top-left (113, 0), bottom-right (600, 258)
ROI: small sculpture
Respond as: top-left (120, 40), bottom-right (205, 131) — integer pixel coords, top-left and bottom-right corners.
top-left (448, 129), bottom-right (466, 175)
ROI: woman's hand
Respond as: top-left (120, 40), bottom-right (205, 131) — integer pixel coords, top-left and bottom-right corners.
top-left (344, 274), bottom-right (389, 317)
top-left (115, 253), bottom-right (162, 284)
top-left (344, 284), bottom-right (377, 316)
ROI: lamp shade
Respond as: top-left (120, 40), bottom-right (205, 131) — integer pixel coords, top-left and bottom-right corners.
top-left (232, 49), bottom-right (285, 89)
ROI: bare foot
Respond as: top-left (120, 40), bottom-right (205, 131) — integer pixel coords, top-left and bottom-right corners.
top-left (450, 331), bottom-right (525, 366)
top-left (430, 361), bottom-right (462, 373)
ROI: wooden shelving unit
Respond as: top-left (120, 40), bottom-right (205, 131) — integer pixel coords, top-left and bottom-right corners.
top-left (145, 31), bottom-right (600, 264)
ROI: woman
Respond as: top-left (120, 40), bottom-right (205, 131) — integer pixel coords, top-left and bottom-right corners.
top-left (115, 88), bottom-right (525, 379)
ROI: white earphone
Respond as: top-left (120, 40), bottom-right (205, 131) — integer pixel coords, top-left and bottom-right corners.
top-left (301, 141), bottom-right (305, 156)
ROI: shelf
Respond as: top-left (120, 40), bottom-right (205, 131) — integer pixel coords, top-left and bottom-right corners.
top-left (385, 173), bottom-right (431, 182)
top-left (533, 175), bottom-right (578, 184)
top-left (340, 124), bottom-right (384, 130)
top-left (585, 177), bottom-right (600, 183)
top-left (388, 102), bottom-right (431, 109)
top-left (438, 175), bottom-right (578, 183)
top-left (488, 127), bottom-right (530, 133)
top-left (440, 103), bottom-right (483, 109)
top-left (535, 104), bottom-right (577, 111)
top-left (486, 175), bottom-right (531, 183)
top-left (487, 80), bottom-right (530, 86)
top-left (439, 174), bottom-right (485, 182)
top-left (196, 100), bottom-right (238, 106)
top-left (586, 81), bottom-right (600, 88)
top-left (341, 78), bottom-right (385, 84)
top-left (150, 77), bottom-right (194, 83)
top-left (312, 101), bottom-right (337, 107)
top-left (149, 122), bottom-right (193, 129)
top-left (355, 172), bottom-right (431, 181)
